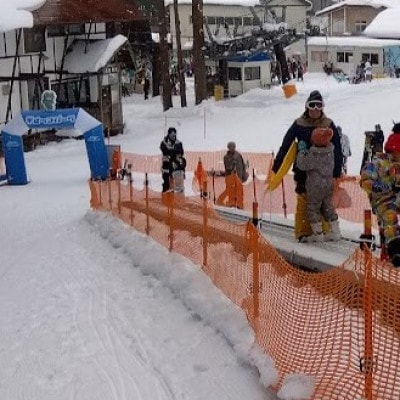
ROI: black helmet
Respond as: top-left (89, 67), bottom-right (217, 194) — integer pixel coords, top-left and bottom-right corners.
top-left (167, 127), bottom-right (177, 136)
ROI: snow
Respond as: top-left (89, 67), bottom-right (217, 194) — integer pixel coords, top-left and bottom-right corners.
top-left (317, 0), bottom-right (400, 15)
top-left (63, 35), bottom-right (128, 74)
top-left (2, 73), bottom-right (400, 399)
top-left (307, 35), bottom-right (400, 47)
top-left (363, 7), bottom-right (400, 39)
top-left (0, 0), bottom-right (45, 32)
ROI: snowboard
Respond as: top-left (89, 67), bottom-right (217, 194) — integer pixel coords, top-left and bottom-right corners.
top-left (267, 140), bottom-right (297, 191)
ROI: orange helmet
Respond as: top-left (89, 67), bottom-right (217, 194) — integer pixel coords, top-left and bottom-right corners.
top-left (311, 127), bottom-right (333, 147)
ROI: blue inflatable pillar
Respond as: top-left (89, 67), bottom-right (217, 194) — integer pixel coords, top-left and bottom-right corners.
top-left (1, 132), bottom-right (28, 185)
top-left (1, 108), bottom-right (109, 185)
top-left (84, 126), bottom-right (109, 180)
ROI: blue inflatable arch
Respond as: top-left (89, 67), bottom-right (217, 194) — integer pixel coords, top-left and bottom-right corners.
top-left (1, 108), bottom-right (109, 185)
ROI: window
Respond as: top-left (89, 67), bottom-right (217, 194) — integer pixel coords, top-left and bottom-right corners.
top-left (362, 53), bottom-right (379, 65)
top-left (225, 17), bottom-right (234, 26)
top-left (206, 16), bottom-right (216, 25)
top-left (228, 67), bottom-right (242, 80)
top-left (47, 24), bottom-right (85, 37)
top-left (337, 52), bottom-right (353, 63)
top-left (23, 27), bottom-right (46, 53)
top-left (311, 51), bottom-right (329, 62)
top-left (234, 17), bottom-right (242, 26)
top-left (355, 21), bottom-right (367, 33)
top-left (243, 17), bottom-right (253, 26)
top-left (244, 66), bottom-right (260, 80)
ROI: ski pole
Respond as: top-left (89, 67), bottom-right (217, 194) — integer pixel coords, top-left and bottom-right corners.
top-left (281, 179), bottom-right (287, 219)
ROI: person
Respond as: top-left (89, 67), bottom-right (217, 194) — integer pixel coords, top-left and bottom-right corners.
top-left (296, 127), bottom-right (341, 242)
top-left (143, 77), bottom-right (150, 100)
top-left (272, 90), bottom-right (343, 242)
top-left (160, 127), bottom-right (186, 193)
top-left (360, 125), bottom-right (400, 266)
top-left (217, 142), bottom-right (249, 209)
top-left (223, 141), bottom-right (248, 183)
top-left (360, 124), bottom-right (385, 173)
top-left (364, 59), bottom-right (373, 82)
top-left (337, 125), bottom-right (351, 174)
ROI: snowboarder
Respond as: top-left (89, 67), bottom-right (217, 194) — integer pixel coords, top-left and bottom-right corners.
top-left (271, 90), bottom-right (343, 242)
top-left (296, 127), bottom-right (341, 242)
top-left (360, 124), bottom-right (400, 266)
top-left (160, 127), bottom-right (186, 193)
top-left (337, 126), bottom-right (351, 174)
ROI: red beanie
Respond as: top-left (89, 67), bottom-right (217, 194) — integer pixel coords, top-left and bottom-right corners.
top-left (385, 133), bottom-right (400, 153)
top-left (311, 127), bottom-right (333, 147)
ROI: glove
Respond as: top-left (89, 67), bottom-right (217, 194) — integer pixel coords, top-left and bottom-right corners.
top-left (372, 181), bottom-right (392, 193)
top-left (297, 140), bottom-right (307, 154)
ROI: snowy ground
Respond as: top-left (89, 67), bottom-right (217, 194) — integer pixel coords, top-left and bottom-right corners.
top-left (1, 73), bottom-right (400, 399)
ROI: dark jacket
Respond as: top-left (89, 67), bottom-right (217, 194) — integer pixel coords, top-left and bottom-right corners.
top-left (224, 150), bottom-right (248, 182)
top-left (272, 112), bottom-right (343, 194)
top-left (160, 137), bottom-right (186, 174)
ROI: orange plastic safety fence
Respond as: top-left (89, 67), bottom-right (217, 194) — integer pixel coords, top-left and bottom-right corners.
top-left (89, 178), bottom-right (400, 400)
top-left (120, 151), bottom-right (376, 227)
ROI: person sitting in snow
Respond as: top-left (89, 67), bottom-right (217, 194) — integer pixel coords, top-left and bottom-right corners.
top-left (360, 123), bottom-right (400, 266)
top-left (296, 127), bottom-right (341, 242)
top-left (160, 127), bottom-right (186, 192)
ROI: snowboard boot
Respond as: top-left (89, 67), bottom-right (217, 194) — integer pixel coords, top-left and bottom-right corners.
top-left (387, 237), bottom-right (400, 267)
top-left (324, 220), bottom-right (341, 242)
top-left (305, 222), bottom-right (324, 243)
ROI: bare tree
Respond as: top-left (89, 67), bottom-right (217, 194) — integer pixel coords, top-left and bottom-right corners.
top-left (173, 0), bottom-right (187, 107)
top-left (157, 0), bottom-right (173, 111)
top-left (192, 0), bottom-right (207, 105)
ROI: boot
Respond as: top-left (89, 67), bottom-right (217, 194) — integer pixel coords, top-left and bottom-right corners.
top-left (387, 237), bottom-right (400, 267)
top-left (307, 222), bottom-right (324, 243)
top-left (324, 220), bottom-right (341, 241)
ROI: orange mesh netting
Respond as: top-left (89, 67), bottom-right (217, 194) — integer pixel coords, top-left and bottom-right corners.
top-left (120, 151), bottom-right (374, 226)
top-left (88, 173), bottom-right (400, 400)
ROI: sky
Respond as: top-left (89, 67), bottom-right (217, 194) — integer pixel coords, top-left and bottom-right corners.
top-left (1, 73), bottom-right (400, 400)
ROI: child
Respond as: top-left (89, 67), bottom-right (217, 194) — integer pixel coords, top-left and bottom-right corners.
top-left (360, 127), bottom-right (400, 266)
top-left (296, 127), bottom-right (341, 242)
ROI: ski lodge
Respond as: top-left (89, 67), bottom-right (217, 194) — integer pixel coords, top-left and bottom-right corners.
top-left (0, 0), bottom-right (151, 135)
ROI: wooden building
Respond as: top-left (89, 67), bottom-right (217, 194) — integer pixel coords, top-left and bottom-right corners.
top-left (0, 0), bottom-right (150, 134)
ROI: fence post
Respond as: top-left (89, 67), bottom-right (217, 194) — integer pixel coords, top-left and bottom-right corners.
top-left (168, 193), bottom-right (174, 252)
top-left (202, 178), bottom-right (208, 268)
top-left (129, 172), bottom-right (133, 226)
top-left (98, 180), bottom-right (102, 206)
top-left (145, 172), bottom-right (150, 235)
top-left (117, 177), bottom-right (121, 214)
top-left (251, 224), bottom-right (260, 320)
top-left (107, 175), bottom-right (112, 211)
top-left (363, 246), bottom-right (374, 400)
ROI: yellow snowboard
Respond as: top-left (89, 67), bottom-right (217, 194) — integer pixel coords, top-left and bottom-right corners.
top-left (267, 141), bottom-right (297, 191)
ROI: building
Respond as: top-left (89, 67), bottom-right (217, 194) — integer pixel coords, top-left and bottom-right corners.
top-left (0, 0), bottom-right (149, 134)
top-left (315, 0), bottom-right (400, 37)
top-left (307, 36), bottom-right (400, 76)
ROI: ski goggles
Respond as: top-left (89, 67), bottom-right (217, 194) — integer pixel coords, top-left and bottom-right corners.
top-left (306, 100), bottom-right (324, 110)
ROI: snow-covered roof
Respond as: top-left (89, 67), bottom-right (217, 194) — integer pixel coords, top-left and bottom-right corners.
top-left (62, 34), bottom-right (128, 74)
top-left (316, 0), bottom-right (400, 16)
top-left (0, 0), bottom-right (45, 32)
top-left (307, 35), bottom-right (400, 47)
top-left (363, 8), bottom-right (400, 39)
